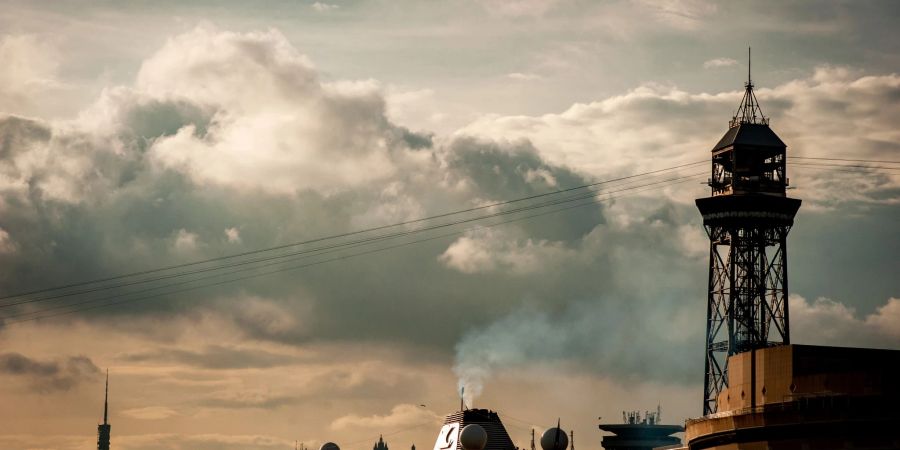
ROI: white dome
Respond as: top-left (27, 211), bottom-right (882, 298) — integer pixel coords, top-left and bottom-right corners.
top-left (540, 428), bottom-right (568, 450)
top-left (460, 424), bottom-right (488, 450)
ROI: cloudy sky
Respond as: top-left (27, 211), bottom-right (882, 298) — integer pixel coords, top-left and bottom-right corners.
top-left (1, 1), bottom-right (898, 449)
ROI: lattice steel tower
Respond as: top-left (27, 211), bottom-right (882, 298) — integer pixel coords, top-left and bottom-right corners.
top-left (695, 51), bottom-right (801, 415)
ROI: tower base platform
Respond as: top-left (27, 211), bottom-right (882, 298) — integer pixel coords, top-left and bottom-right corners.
top-left (682, 345), bottom-right (900, 450)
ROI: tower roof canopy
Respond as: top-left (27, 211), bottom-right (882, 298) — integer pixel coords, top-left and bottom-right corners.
top-left (714, 48), bottom-right (786, 153)
top-left (712, 123), bottom-right (785, 152)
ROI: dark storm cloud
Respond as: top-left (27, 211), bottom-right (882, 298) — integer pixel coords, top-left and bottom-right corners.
top-left (0, 115), bottom-right (51, 159)
top-left (0, 352), bottom-right (100, 392)
top-left (444, 136), bottom-right (604, 242)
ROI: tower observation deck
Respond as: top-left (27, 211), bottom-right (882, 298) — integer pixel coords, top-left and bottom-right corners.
top-left (695, 50), bottom-right (801, 415)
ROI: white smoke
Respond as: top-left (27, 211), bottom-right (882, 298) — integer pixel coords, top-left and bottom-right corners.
top-left (455, 368), bottom-right (486, 408)
top-left (451, 294), bottom-right (704, 406)
top-left (452, 307), bottom-right (570, 406)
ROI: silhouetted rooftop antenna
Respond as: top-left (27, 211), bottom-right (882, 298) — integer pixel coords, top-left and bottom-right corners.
top-left (97, 369), bottom-right (111, 450)
top-left (103, 369), bottom-right (109, 425)
top-left (730, 47), bottom-right (768, 128)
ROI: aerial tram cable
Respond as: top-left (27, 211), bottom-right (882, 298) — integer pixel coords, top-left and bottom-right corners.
top-left (0, 156), bottom-right (893, 316)
top-left (788, 156), bottom-right (899, 164)
top-left (0, 161), bottom-right (707, 302)
top-left (4, 175), bottom-right (705, 324)
top-left (4, 174), bottom-right (704, 320)
top-left (0, 171), bottom-right (703, 309)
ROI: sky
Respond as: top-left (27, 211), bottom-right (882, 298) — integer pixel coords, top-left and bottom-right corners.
top-left (0, 1), bottom-right (898, 450)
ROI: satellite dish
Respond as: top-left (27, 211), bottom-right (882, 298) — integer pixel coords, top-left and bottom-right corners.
top-left (540, 427), bottom-right (568, 450)
top-left (460, 424), bottom-right (488, 450)
top-left (320, 442), bottom-right (340, 450)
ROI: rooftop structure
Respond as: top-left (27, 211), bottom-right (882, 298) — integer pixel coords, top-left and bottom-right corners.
top-left (598, 408), bottom-right (682, 450)
top-left (684, 344), bottom-right (900, 449)
top-left (434, 409), bottom-right (516, 450)
top-left (374, 435), bottom-right (389, 450)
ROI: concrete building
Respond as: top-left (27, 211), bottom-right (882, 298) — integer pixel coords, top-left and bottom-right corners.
top-left (684, 345), bottom-right (900, 449)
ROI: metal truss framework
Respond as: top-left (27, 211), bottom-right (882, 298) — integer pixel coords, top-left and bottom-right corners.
top-left (702, 224), bottom-right (792, 415)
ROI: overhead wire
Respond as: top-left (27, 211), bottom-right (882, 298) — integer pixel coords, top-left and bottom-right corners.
top-left (3, 174), bottom-right (706, 324)
top-left (2, 156), bottom-right (895, 323)
top-left (5, 174), bottom-right (705, 322)
top-left (789, 162), bottom-right (900, 171)
top-left (0, 169), bottom-right (704, 310)
top-left (0, 160), bottom-right (708, 302)
top-left (0, 169), bottom-right (704, 309)
top-left (788, 156), bottom-right (899, 164)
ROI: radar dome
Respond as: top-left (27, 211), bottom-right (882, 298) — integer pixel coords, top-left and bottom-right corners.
top-left (460, 424), bottom-right (488, 450)
top-left (540, 427), bottom-right (568, 450)
top-left (320, 443), bottom-right (340, 450)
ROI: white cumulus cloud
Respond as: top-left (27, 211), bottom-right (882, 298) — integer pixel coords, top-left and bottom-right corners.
top-left (791, 295), bottom-right (900, 346)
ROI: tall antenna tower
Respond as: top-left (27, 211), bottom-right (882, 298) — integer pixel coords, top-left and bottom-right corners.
top-left (696, 50), bottom-right (801, 414)
top-left (97, 370), bottom-right (111, 450)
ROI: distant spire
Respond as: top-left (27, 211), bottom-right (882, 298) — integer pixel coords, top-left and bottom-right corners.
top-left (97, 370), bottom-right (111, 450)
top-left (730, 46), bottom-right (768, 128)
top-left (103, 369), bottom-right (109, 425)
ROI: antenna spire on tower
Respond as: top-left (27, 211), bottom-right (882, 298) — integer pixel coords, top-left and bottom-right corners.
top-left (97, 370), bottom-right (111, 450)
top-left (103, 369), bottom-right (109, 425)
top-left (730, 47), bottom-right (768, 127)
